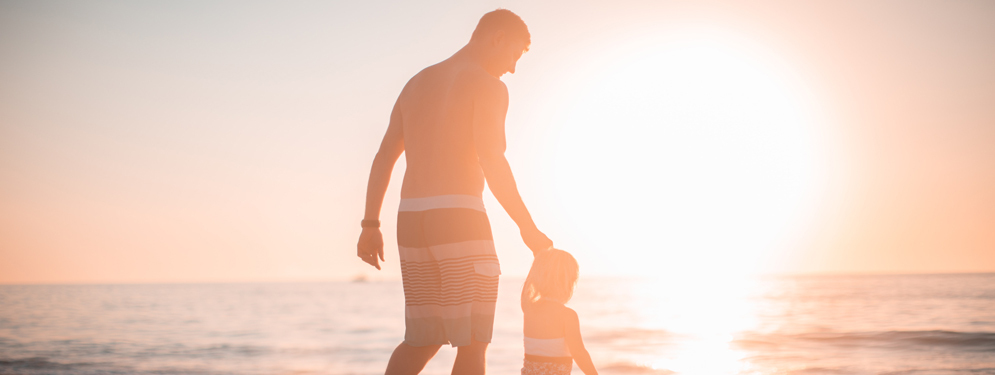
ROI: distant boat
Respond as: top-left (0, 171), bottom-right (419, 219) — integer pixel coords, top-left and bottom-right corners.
top-left (351, 274), bottom-right (368, 283)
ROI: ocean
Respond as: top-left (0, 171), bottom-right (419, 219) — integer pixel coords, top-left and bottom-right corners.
top-left (1, 274), bottom-right (994, 375)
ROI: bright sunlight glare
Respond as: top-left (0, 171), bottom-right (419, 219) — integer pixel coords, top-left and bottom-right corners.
top-left (551, 27), bottom-right (827, 279)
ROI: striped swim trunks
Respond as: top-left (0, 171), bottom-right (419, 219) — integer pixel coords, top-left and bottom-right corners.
top-left (396, 195), bottom-right (500, 347)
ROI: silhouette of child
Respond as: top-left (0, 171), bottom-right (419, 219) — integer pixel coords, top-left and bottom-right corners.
top-left (521, 248), bottom-right (598, 375)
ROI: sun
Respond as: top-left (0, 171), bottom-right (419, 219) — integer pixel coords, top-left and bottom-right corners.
top-left (549, 27), bottom-right (827, 279)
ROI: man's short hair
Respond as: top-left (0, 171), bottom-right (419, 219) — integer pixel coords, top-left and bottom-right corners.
top-left (470, 9), bottom-right (531, 52)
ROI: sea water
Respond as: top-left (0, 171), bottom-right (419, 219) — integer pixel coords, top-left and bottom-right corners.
top-left (1, 274), bottom-right (993, 375)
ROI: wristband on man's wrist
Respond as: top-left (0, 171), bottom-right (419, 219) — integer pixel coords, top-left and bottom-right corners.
top-left (361, 219), bottom-right (380, 228)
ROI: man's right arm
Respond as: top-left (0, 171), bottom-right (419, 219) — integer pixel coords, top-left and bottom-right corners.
top-left (357, 100), bottom-right (404, 270)
top-left (473, 78), bottom-right (552, 254)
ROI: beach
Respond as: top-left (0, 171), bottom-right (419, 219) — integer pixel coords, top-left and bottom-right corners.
top-left (2, 273), bottom-right (994, 375)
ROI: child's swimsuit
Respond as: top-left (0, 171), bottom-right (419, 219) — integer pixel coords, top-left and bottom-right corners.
top-left (396, 195), bottom-right (500, 347)
top-left (525, 337), bottom-right (571, 357)
top-left (522, 337), bottom-right (572, 375)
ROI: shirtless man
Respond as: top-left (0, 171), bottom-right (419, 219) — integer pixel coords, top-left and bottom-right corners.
top-left (356, 9), bottom-right (553, 375)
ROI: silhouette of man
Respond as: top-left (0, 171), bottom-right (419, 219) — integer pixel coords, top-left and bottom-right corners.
top-left (357, 9), bottom-right (552, 375)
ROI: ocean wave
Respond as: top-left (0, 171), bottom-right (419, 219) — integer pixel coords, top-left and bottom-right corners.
top-left (0, 357), bottom-right (126, 375)
top-left (0, 357), bottom-right (219, 375)
top-left (586, 328), bottom-right (673, 343)
top-left (600, 362), bottom-right (676, 374)
top-left (785, 367), bottom-right (849, 374)
top-left (736, 330), bottom-right (995, 351)
top-left (0, 357), bottom-right (83, 370)
top-left (878, 368), bottom-right (995, 374)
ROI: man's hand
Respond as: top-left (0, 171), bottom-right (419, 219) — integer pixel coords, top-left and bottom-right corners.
top-left (521, 226), bottom-right (553, 256)
top-left (357, 227), bottom-right (385, 270)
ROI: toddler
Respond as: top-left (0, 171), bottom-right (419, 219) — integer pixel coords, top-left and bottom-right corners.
top-left (521, 248), bottom-right (598, 375)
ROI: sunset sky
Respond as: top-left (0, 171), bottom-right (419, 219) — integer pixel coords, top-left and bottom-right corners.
top-left (1, 0), bottom-right (993, 284)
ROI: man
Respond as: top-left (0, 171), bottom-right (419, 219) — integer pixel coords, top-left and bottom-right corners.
top-left (356, 9), bottom-right (553, 375)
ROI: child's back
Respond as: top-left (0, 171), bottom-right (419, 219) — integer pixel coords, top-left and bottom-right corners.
top-left (524, 300), bottom-right (571, 360)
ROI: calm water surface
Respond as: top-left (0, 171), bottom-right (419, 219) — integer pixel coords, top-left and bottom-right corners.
top-left (1, 274), bottom-right (994, 375)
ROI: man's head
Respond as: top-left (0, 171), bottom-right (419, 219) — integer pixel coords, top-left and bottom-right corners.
top-left (469, 9), bottom-right (531, 77)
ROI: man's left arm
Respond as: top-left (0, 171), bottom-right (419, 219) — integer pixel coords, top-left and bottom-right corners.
top-left (473, 78), bottom-right (552, 254)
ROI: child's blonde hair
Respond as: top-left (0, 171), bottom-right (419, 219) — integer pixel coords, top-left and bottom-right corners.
top-left (521, 248), bottom-right (579, 309)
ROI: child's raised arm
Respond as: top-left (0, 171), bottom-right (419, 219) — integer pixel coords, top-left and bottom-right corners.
top-left (564, 307), bottom-right (598, 375)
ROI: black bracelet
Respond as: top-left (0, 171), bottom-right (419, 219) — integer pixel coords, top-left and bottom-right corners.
top-left (361, 219), bottom-right (380, 228)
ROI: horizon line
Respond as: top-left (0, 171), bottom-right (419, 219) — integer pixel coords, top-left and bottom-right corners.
top-left (3, 270), bottom-right (994, 286)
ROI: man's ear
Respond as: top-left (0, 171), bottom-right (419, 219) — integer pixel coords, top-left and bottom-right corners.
top-left (492, 29), bottom-right (506, 47)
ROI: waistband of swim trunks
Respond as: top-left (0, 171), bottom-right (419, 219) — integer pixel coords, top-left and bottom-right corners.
top-left (398, 195), bottom-right (486, 212)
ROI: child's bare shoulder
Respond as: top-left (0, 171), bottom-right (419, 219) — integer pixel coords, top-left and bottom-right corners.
top-left (555, 304), bottom-right (579, 320)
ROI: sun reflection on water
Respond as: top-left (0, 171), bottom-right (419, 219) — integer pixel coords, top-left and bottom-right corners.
top-left (655, 275), bottom-right (758, 375)
top-left (651, 334), bottom-right (747, 375)
top-left (581, 274), bottom-right (767, 375)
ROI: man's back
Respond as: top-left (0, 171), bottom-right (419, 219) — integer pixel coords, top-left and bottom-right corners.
top-left (397, 58), bottom-right (498, 199)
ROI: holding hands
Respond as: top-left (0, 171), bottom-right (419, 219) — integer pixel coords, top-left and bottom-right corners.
top-left (521, 225), bottom-right (553, 256)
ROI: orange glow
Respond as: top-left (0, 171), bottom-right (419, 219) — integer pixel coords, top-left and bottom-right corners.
top-left (1, 1), bottom-right (994, 284)
top-left (545, 27), bottom-right (830, 278)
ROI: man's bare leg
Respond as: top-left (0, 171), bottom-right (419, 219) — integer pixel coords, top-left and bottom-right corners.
top-left (451, 339), bottom-right (488, 375)
top-left (385, 342), bottom-right (442, 375)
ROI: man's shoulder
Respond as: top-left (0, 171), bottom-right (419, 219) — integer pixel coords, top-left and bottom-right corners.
top-left (399, 60), bottom-right (506, 101)
top-left (441, 62), bottom-right (507, 97)
top-left (401, 63), bottom-right (442, 92)
top-left (458, 68), bottom-right (507, 103)
top-left (462, 67), bottom-right (506, 92)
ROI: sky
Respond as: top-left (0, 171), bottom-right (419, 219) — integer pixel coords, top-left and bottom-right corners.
top-left (1, 0), bottom-right (993, 284)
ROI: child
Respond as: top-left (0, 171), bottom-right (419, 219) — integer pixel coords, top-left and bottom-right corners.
top-left (521, 248), bottom-right (598, 375)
